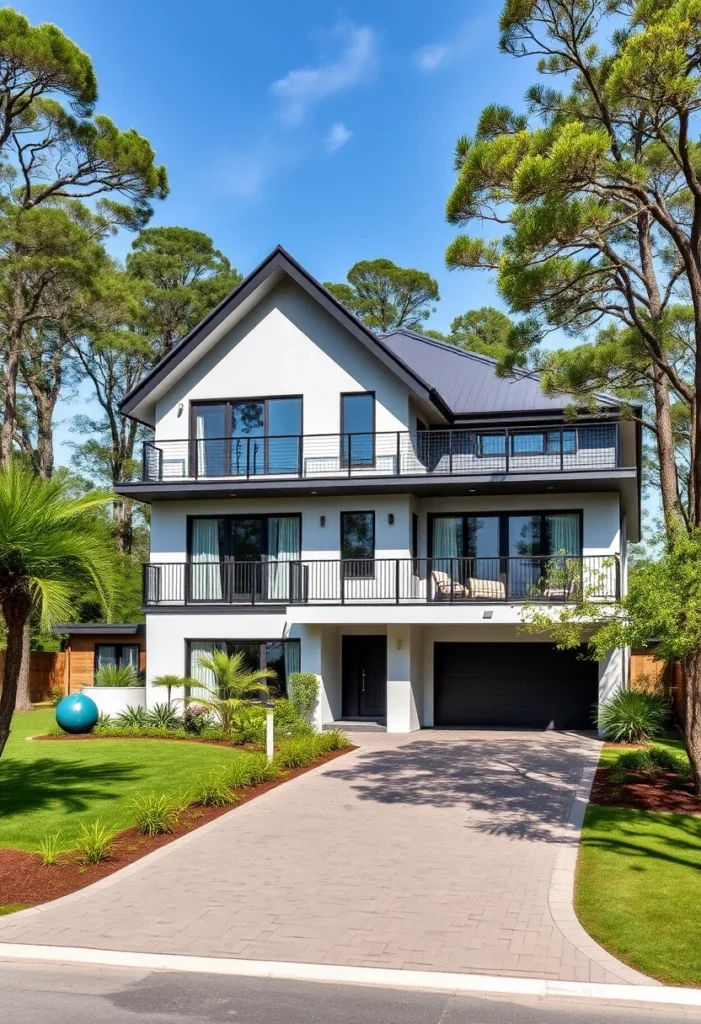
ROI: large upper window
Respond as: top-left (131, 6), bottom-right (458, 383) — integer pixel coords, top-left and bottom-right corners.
top-left (341, 511), bottom-right (375, 578)
top-left (192, 397), bottom-right (302, 477)
top-left (341, 392), bottom-right (374, 468)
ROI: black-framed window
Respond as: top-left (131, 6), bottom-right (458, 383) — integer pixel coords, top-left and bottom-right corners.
top-left (341, 392), bottom-right (375, 468)
top-left (186, 639), bottom-right (300, 697)
top-left (430, 511), bottom-right (582, 560)
top-left (95, 643), bottom-right (140, 672)
top-left (341, 511), bottom-right (375, 578)
top-left (475, 429), bottom-right (578, 458)
top-left (412, 512), bottom-right (419, 559)
top-left (188, 513), bottom-right (301, 602)
top-left (191, 396), bottom-right (302, 477)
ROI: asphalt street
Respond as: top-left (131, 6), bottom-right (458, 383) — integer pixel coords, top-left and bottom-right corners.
top-left (0, 961), bottom-right (698, 1024)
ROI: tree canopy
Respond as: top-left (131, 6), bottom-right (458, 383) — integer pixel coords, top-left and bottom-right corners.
top-left (325, 258), bottom-right (439, 332)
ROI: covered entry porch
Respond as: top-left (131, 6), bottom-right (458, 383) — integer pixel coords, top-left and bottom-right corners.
top-left (296, 620), bottom-right (624, 734)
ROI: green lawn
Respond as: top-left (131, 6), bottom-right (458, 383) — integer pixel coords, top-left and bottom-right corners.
top-left (576, 739), bottom-right (701, 987)
top-left (0, 708), bottom-right (252, 853)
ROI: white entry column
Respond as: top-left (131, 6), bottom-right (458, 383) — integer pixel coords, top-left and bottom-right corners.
top-left (386, 624), bottom-right (422, 733)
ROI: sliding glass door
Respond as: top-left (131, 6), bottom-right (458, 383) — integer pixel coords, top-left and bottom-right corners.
top-left (192, 398), bottom-right (302, 478)
top-left (189, 514), bottom-right (301, 603)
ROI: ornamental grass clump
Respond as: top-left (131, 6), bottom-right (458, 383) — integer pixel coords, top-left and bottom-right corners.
top-left (274, 736), bottom-right (319, 770)
top-left (597, 690), bottom-right (671, 744)
top-left (75, 821), bottom-right (115, 864)
top-left (131, 793), bottom-right (181, 836)
top-left (192, 768), bottom-right (238, 807)
top-left (38, 831), bottom-right (63, 866)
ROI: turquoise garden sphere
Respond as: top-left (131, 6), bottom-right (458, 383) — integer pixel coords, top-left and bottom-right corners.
top-left (55, 692), bottom-right (99, 734)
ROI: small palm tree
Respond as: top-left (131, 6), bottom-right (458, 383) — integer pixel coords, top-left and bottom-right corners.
top-left (189, 650), bottom-right (277, 739)
top-left (0, 464), bottom-right (115, 757)
top-left (151, 673), bottom-right (198, 708)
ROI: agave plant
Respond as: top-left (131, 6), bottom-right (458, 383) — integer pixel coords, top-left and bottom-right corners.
top-left (189, 650), bottom-right (277, 740)
top-left (145, 702), bottom-right (182, 730)
top-left (116, 704), bottom-right (149, 728)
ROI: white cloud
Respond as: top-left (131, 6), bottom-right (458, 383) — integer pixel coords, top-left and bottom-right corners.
top-left (218, 139), bottom-right (301, 198)
top-left (326, 121), bottom-right (352, 152)
top-left (415, 43), bottom-right (449, 72)
top-left (271, 22), bottom-right (377, 126)
top-left (414, 17), bottom-right (491, 74)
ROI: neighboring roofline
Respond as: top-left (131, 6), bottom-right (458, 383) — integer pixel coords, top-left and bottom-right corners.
top-left (383, 327), bottom-right (637, 414)
top-left (52, 623), bottom-right (145, 636)
top-left (120, 246), bottom-right (452, 424)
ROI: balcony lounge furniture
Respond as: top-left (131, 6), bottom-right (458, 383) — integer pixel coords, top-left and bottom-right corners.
top-left (431, 569), bottom-right (468, 599)
top-left (467, 577), bottom-right (506, 601)
top-left (542, 572), bottom-right (580, 601)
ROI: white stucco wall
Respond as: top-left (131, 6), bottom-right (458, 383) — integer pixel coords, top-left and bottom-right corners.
top-left (153, 280), bottom-right (413, 442)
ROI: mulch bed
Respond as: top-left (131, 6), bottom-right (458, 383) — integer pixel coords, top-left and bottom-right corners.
top-left (33, 734), bottom-right (255, 748)
top-left (0, 746), bottom-right (354, 911)
top-left (590, 755), bottom-right (701, 816)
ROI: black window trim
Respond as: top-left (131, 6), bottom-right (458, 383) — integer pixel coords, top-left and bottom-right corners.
top-left (474, 428), bottom-right (580, 458)
top-left (189, 395), bottom-right (304, 477)
top-left (185, 637), bottom-right (301, 698)
top-left (340, 391), bottom-right (376, 469)
top-left (427, 509), bottom-right (584, 559)
top-left (340, 509), bottom-right (376, 579)
top-left (94, 642), bottom-right (141, 673)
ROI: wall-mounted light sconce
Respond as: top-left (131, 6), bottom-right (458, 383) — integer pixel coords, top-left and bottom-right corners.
top-left (177, 402), bottom-right (184, 417)
top-left (320, 515), bottom-right (326, 527)
top-left (388, 513), bottom-right (394, 525)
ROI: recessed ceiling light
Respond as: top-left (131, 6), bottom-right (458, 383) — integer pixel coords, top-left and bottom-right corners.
top-left (547, 486), bottom-right (554, 491)
top-left (311, 490), bottom-right (317, 495)
top-left (469, 488), bottom-right (476, 493)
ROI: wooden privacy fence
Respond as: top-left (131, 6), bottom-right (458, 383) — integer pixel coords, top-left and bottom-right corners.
top-left (630, 648), bottom-right (685, 723)
top-left (0, 650), bottom-right (67, 704)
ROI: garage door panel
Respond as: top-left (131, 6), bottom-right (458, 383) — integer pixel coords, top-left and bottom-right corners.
top-left (434, 643), bottom-right (598, 729)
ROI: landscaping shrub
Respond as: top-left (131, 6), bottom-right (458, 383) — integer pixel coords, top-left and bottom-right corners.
top-left (597, 690), bottom-right (670, 743)
top-left (314, 729), bottom-right (351, 752)
top-left (231, 698), bottom-right (311, 744)
top-left (116, 705), bottom-right (149, 728)
top-left (75, 821), bottom-right (115, 863)
top-left (145, 702), bottom-right (182, 730)
top-left (131, 793), bottom-right (180, 835)
top-left (192, 768), bottom-right (238, 807)
top-left (274, 736), bottom-right (319, 770)
top-left (38, 831), bottom-right (62, 866)
top-left (610, 745), bottom-right (691, 783)
top-left (287, 672), bottom-right (319, 721)
top-left (94, 664), bottom-right (141, 688)
top-left (183, 704), bottom-right (210, 734)
top-left (95, 711), bottom-right (113, 729)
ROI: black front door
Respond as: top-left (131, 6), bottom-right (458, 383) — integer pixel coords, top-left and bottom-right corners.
top-left (342, 635), bottom-right (387, 718)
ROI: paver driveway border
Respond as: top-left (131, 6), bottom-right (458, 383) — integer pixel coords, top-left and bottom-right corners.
top-left (0, 731), bottom-right (654, 989)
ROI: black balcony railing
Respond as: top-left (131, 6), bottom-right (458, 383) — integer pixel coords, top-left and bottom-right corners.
top-left (138, 423), bottom-right (621, 483)
top-left (143, 555), bottom-right (619, 606)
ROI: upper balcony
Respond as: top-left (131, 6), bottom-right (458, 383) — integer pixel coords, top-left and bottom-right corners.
top-left (117, 422), bottom-right (635, 502)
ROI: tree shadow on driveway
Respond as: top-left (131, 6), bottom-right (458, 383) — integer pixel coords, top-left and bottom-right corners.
top-left (324, 731), bottom-right (600, 843)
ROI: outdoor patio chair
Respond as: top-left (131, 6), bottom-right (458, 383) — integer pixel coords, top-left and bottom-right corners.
top-left (431, 569), bottom-right (468, 599)
top-left (466, 577), bottom-right (506, 600)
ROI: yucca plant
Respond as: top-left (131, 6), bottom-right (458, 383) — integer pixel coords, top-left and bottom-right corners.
top-left (597, 689), bottom-right (671, 744)
top-left (75, 821), bottom-right (115, 863)
top-left (145, 702), bottom-right (182, 730)
top-left (151, 673), bottom-right (197, 708)
top-left (116, 705), bottom-right (149, 728)
top-left (0, 463), bottom-right (115, 756)
top-left (189, 651), bottom-right (277, 740)
top-left (131, 793), bottom-right (181, 835)
top-left (95, 711), bottom-right (113, 729)
top-left (94, 663), bottom-right (140, 687)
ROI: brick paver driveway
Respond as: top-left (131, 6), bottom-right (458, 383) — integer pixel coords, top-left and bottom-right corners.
top-left (0, 731), bottom-right (647, 983)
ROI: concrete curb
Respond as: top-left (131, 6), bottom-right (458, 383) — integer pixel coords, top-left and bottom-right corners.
top-left (0, 944), bottom-right (698, 1008)
top-left (547, 749), bottom-right (656, 987)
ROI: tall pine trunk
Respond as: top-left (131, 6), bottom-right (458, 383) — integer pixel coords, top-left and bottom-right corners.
top-left (0, 326), bottom-right (20, 467)
top-left (652, 371), bottom-right (686, 531)
top-left (682, 651), bottom-right (701, 796)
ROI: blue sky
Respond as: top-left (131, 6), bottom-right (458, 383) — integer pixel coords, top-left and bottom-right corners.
top-left (18, 1), bottom-right (540, 466)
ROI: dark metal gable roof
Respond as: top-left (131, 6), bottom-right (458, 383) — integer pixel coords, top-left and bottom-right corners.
top-left (381, 328), bottom-right (621, 418)
top-left (120, 246), bottom-right (451, 425)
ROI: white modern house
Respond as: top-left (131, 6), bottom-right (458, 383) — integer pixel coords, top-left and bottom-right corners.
top-left (116, 247), bottom-right (641, 733)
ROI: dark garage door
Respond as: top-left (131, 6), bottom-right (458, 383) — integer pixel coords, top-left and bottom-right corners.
top-left (434, 642), bottom-right (598, 729)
